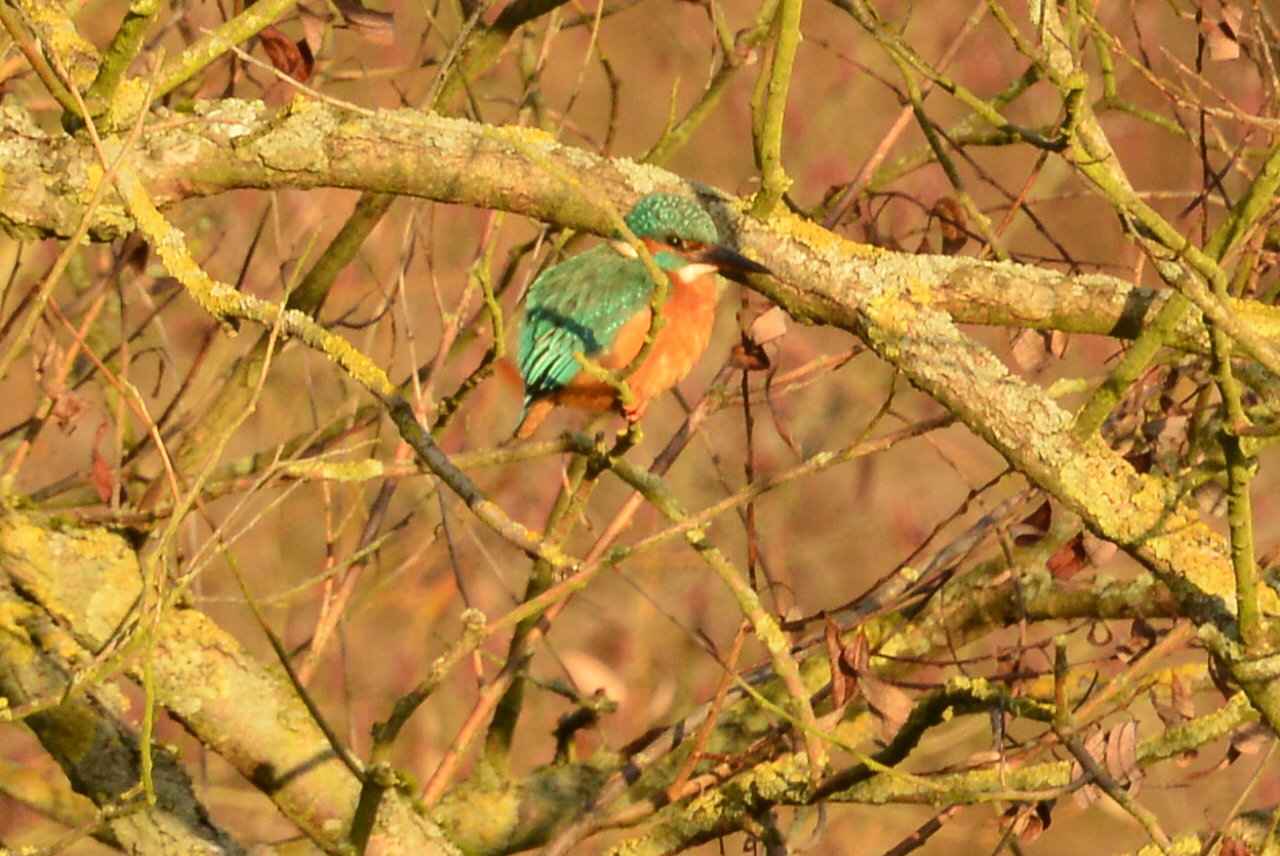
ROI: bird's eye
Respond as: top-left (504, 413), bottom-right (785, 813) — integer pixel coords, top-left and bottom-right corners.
top-left (667, 235), bottom-right (686, 251)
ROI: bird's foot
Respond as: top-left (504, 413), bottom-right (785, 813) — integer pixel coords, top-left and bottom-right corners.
top-left (621, 396), bottom-right (649, 423)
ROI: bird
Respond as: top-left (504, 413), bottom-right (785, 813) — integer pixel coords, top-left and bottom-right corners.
top-left (513, 193), bottom-right (771, 439)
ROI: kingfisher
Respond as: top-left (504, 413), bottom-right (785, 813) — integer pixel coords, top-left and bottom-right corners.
top-left (513, 193), bottom-right (771, 439)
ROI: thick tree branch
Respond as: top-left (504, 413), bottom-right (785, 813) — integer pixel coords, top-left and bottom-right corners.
top-left (3, 95), bottom-right (1274, 709)
top-left (0, 511), bottom-right (242, 855)
top-left (3, 91), bottom-right (1279, 851)
top-left (4, 99), bottom-right (1280, 356)
top-left (0, 506), bottom-right (459, 856)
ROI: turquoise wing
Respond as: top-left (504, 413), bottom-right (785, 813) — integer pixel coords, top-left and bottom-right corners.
top-left (518, 246), bottom-right (655, 406)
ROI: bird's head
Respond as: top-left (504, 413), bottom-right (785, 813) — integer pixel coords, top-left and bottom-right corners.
top-left (611, 193), bottom-right (771, 285)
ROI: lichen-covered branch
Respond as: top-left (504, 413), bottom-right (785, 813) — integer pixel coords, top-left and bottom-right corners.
top-left (4, 98), bottom-right (1280, 355)
top-left (0, 510), bottom-right (242, 856)
top-left (5, 91), bottom-right (1274, 718)
top-left (0, 506), bottom-right (458, 856)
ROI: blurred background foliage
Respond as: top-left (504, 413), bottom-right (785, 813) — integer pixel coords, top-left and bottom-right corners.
top-left (1, 0), bottom-right (1280, 853)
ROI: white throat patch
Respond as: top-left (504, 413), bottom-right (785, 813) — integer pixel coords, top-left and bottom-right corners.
top-left (672, 263), bottom-right (718, 284)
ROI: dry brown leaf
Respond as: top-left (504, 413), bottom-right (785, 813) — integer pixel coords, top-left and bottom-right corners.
top-left (91, 420), bottom-right (116, 504)
top-left (149, 276), bottom-right (181, 297)
top-left (259, 25), bottom-right (314, 82)
top-left (839, 632), bottom-right (911, 743)
top-left (1125, 449), bottom-right (1154, 474)
top-left (737, 300), bottom-right (783, 371)
top-left (1143, 413), bottom-right (1188, 450)
top-left (332, 0), bottom-right (395, 44)
top-left (48, 383), bottom-right (87, 431)
top-left (1170, 671), bottom-right (1195, 722)
top-left (1009, 329), bottom-right (1052, 372)
top-left (841, 631), bottom-right (870, 675)
top-left (1104, 720), bottom-right (1142, 793)
top-left (1203, 2), bottom-right (1244, 61)
top-left (1046, 329), bottom-right (1068, 359)
top-left (1002, 802), bottom-right (1053, 844)
top-left (1080, 533), bottom-right (1117, 568)
top-left (560, 650), bottom-right (628, 706)
top-left (1071, 782), bottom-right (1101, 809)
top-left (1226, 722), bottom-right (1275, 764)
top-left (1070, 728), bottom-right (1106, 808)
top-left (1011, 500), bottom-right (1052, 546)
top-left (858, 672), bottom-right (913, 745)
top-left (1220, 1), bottom-right (1245, 34)
top-left (1205, 23), bottom-right (1240, 61)
top-left (298, 4), bottom-right (330, 54)
top-left (825, 617), bottom-right (851, 709)
top-left (1116, 617), bottom-right (1158, 664)
top-left (934, 197), bottom-right (968, 255)
top-left (1047, 533), bottom-right (1089, 580)
top-left (1220, 836), bottom-right (1251, 856)
top-left (733, 303), bottom-right (787, 372)
top-left (1151, 673), bottom-right (1199, 765)
top-left (119, 230), bottom-right (149, 273)
top-left (1150, 689), bottom-right (1182, 730)
top-left (749, 306), bottom-right (788, 346)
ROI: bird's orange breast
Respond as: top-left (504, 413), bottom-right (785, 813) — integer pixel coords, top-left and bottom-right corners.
top-left (549, 274), bottom-right (719, 418)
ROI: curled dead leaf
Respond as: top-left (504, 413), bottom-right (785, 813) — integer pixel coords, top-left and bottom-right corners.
top-left (1047, 533), bottom-right (1089, 580)
top-left (1011, 500), bottom-right (1052, 546)
top-left (1080, 533), bottom-right (1117, 567)
top-left (1226, 721), bottom-right (1274, 764)
top-left (733, 303), bottom-right (787, 371)
top-left (859, 672), bottom-right (912, 744)
top-left (933, 197), bottom-right (968, 255)
top-left (1116, 616), bottom-right (1159, 664)
top-left (259, 25), bottom-right (314, 82)
top-left (1002, 801), bottom-right (1053, 844)
top-left (1202, 2), bottom-right (1244, 61)
top-left (91, 420), bottom-right (119, 504)
top-left (825, 617), bottom-right (851, 709)
top-left (48, 383), bottom-right (87, 431)
top-left (1010, 329), bottom-right (1053, 372)
top-left (1070, 728), bottom-right (1106, 808)
top-left (119, 231), bottom-right (149, 273)
top-left (332, 0), bottom-right (396, 45)
top-left (1104, 720), bottom-right (1142, 794)
top-left (1151, 672), bottom-right (1199, 765)
top-left (298, 5), bottom-right (330, 54)
top-left (560, 650), bottom-right (628, 706)
top-left (748, 306), bottom-right (788, 346)
top-left (838, 632), bottom-right (912, 744)
top-left (1219, 837), bottom-right (1251, 856)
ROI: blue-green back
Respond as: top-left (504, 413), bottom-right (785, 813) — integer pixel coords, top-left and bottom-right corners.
top-left (518, 246), bottom-right (658, 405)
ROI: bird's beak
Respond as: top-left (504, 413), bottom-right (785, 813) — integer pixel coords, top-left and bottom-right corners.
top-left (696, 245), bottom-right (772, 285)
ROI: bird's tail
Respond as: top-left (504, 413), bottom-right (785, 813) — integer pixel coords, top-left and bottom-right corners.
top-left (512, 398), bottom-right (555, 440)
